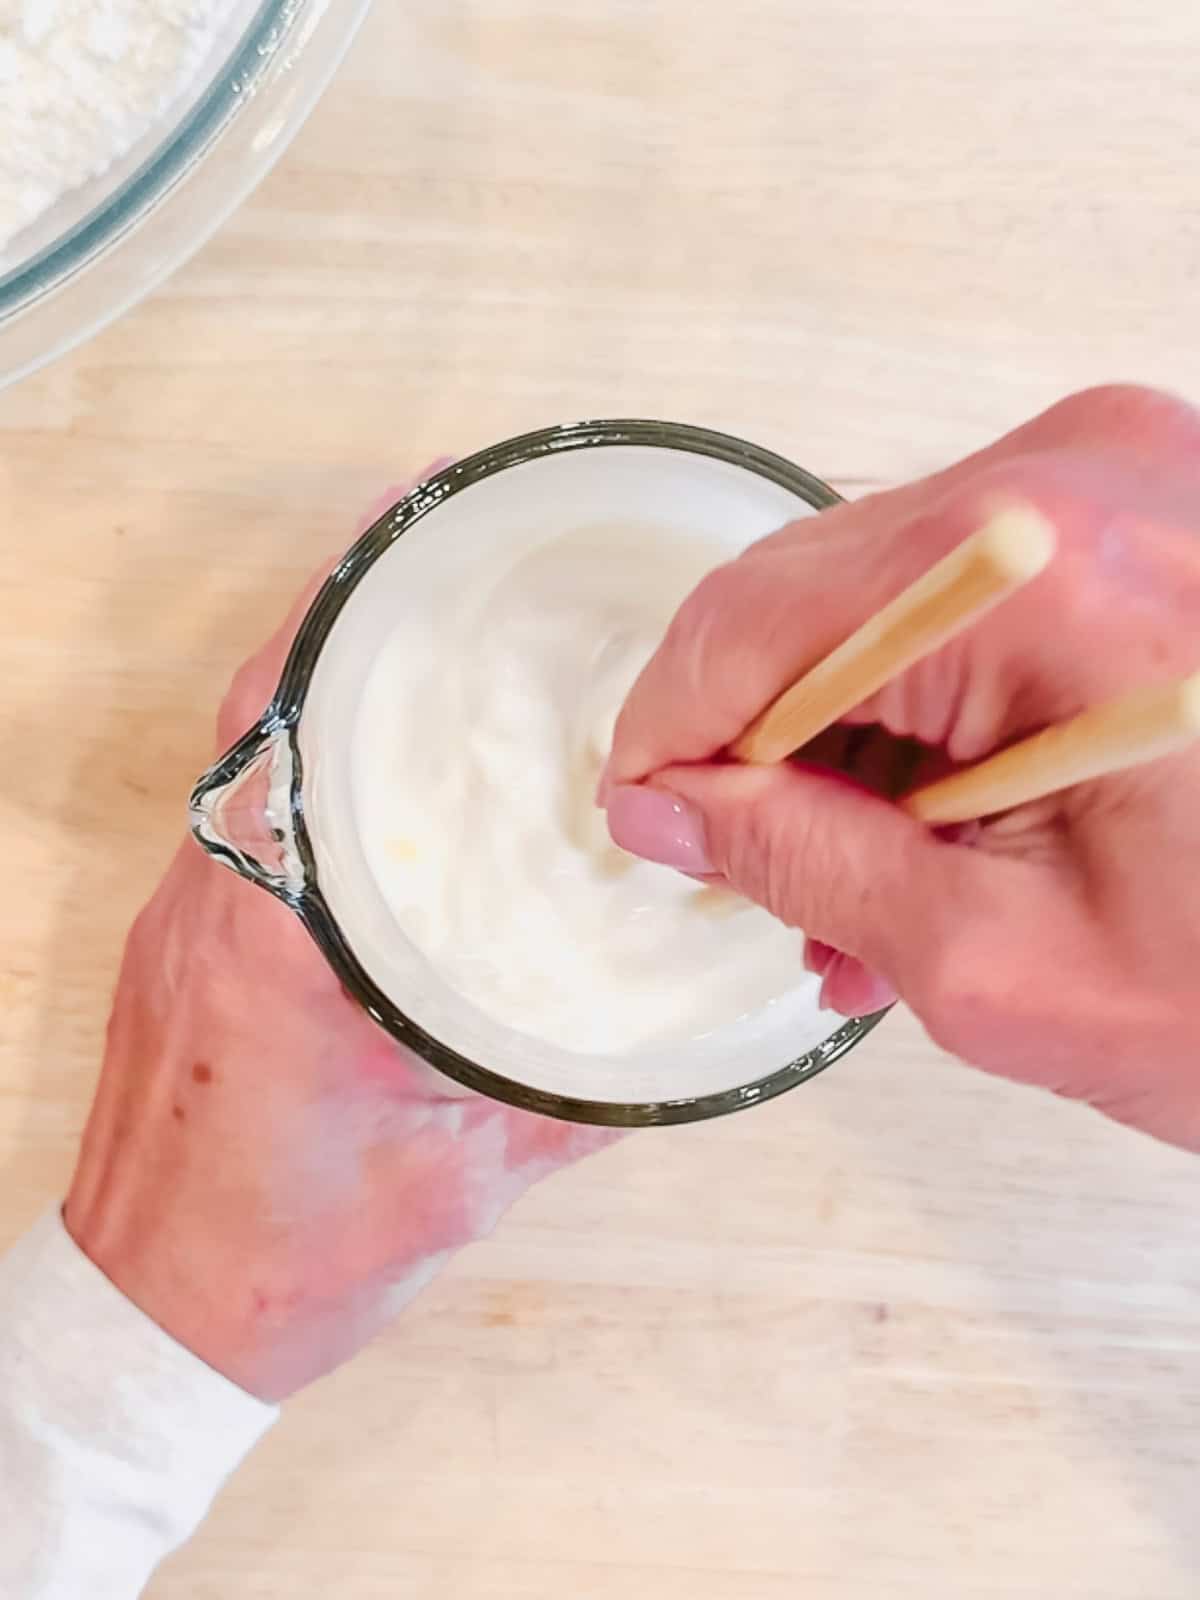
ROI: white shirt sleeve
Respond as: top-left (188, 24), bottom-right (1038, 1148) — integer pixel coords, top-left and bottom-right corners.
top-left (0, 1210), bottom-right (278, 1599)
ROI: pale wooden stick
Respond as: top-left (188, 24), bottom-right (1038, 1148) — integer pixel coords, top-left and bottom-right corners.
top-left (730, 507), bottom-right (1056, 765)
top-left (904, 672), bottom-right (1200, 825)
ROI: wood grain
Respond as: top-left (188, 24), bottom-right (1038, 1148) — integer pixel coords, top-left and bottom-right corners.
top-left (4, 2), bottom-right (1200, 1597)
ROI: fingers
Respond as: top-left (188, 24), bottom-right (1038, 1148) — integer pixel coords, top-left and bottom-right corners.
top-left (818, 950), bottom-right (898, 1016)
top-left (608, 387), bottom-right (1200, 793)
top-left (1001, 384), bottom-right (1200, 474)
top-left (607, 501), bottom-right (950, 786)
top-left (608, 467), bottom-right (1049, 786)
top-left (610, 458), bottom-right (1200, 799)
top-left (607, 761), bottom-right (990, 1001)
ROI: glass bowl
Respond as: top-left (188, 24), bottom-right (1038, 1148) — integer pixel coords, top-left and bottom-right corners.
top-left (0, 0), bottom-right (371, 389)
top-left (190, 419), bottom-right (891, 1127)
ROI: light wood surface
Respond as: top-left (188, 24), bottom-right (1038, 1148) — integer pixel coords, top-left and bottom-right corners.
top-left (731, 510), bottom-right (1054, 763)
top-left (4, 2), bottom-right (1200, 1596)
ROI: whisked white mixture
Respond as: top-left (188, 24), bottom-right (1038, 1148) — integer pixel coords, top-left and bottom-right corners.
top-left (354, 522), bottom-right (824, 1056)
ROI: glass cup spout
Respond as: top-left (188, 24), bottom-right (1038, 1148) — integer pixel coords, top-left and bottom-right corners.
top-left (189, 718), bottom-right (305, 901)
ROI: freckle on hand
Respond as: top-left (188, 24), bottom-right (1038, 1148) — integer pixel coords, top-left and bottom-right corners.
top-left (171, 1104), bottom-right (186, 1123)
top-left (191, 1062), bottom-right (213, 1085)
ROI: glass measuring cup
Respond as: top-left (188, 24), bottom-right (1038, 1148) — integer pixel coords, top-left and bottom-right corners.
top-left (190, 420), bottom-right (888, 1126)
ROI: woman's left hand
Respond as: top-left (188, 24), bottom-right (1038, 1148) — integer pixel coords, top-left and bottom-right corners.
top-left (65, 480), bottom-right (616, 1402)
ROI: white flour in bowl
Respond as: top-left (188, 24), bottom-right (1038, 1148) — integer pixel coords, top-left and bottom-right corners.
top-left (0, 0), bottom-right (240, 254)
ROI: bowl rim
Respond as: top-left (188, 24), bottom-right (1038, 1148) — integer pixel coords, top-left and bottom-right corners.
top-left (0, 0), bottom-right (371, 386)
top-left (2, 0), bottom-right (286, 309)
top-left (195, 419), bottom-right (890, 1126)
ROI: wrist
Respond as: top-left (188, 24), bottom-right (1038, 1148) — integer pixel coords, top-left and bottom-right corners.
top-left (64, 1099), bottom-right (459, 1402)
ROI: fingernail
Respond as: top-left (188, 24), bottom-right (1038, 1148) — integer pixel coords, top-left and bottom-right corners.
top-left (819, 957), bottom-right (898, 1017)
top-left (852, 970), bottom-right (899, 1013)
top-left (606, 785), bottom-right (714, 874)
top-left (594, 756), bottom-right (613, 808)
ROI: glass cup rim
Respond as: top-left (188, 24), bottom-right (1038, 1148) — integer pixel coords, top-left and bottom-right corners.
top-left (193, 419), bottom-right (890, 1126)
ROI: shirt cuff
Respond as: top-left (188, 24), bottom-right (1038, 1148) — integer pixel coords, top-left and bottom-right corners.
top-left (0, 1208), bottom-right (278, 1599)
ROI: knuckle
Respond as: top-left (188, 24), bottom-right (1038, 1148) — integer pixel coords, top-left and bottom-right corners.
top-left (906, 945), bottom-right (981, 1054)
top-left (722, 779), bottom-right (844, 936)
top-left (663, 565), bottom-right (732, 675)
top-left (734, 790), bottom-right (808, 926)
top-left (635, 565), bottom-right (733, 722)
top-left (696, 559), bottom-right (817, 727)
top-left (642, 559), bottom-right (799, 757)
top-left (743, 514), bottom-right (824, 560)
top-left (1036, 383), bottom-right (1200, 455)
top-left (904, 914), bottom-right (1010, 1062)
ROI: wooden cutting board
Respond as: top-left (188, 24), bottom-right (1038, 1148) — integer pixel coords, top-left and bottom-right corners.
top-left (3, 1), bottom-right (1200, 1595)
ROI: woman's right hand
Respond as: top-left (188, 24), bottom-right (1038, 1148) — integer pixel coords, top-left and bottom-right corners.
top-left (603, 386), bottom-right (1200, 1150)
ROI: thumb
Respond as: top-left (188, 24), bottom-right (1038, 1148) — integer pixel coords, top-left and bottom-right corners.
top-left (605, 762), bottom-right (979, 1008)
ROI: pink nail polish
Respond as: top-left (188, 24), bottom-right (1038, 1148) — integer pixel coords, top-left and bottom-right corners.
top-left (850, 970), bottom-right (899, 1013)
top-left (606, 785), bottom-right (714, 875)
top-left (819, 956), bottom-right (897, 1017)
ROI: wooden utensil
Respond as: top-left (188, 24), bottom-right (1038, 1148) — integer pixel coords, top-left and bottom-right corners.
top-left (726, 501), bottom-right (1200, 823)
top-left (730, 507), bottom-right (1056, 765)
top-left (902, 672), bottom-right (1200, 824)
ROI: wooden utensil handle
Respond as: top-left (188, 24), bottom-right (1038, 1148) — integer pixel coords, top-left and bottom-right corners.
top-left (730, 507), bottom-right (1056, 765)
top-left (904, 672), bottom-right (1200, 825)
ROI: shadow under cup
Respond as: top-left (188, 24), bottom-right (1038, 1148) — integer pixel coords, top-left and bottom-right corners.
top-left (190, 420), bottom-right (889, 1126)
